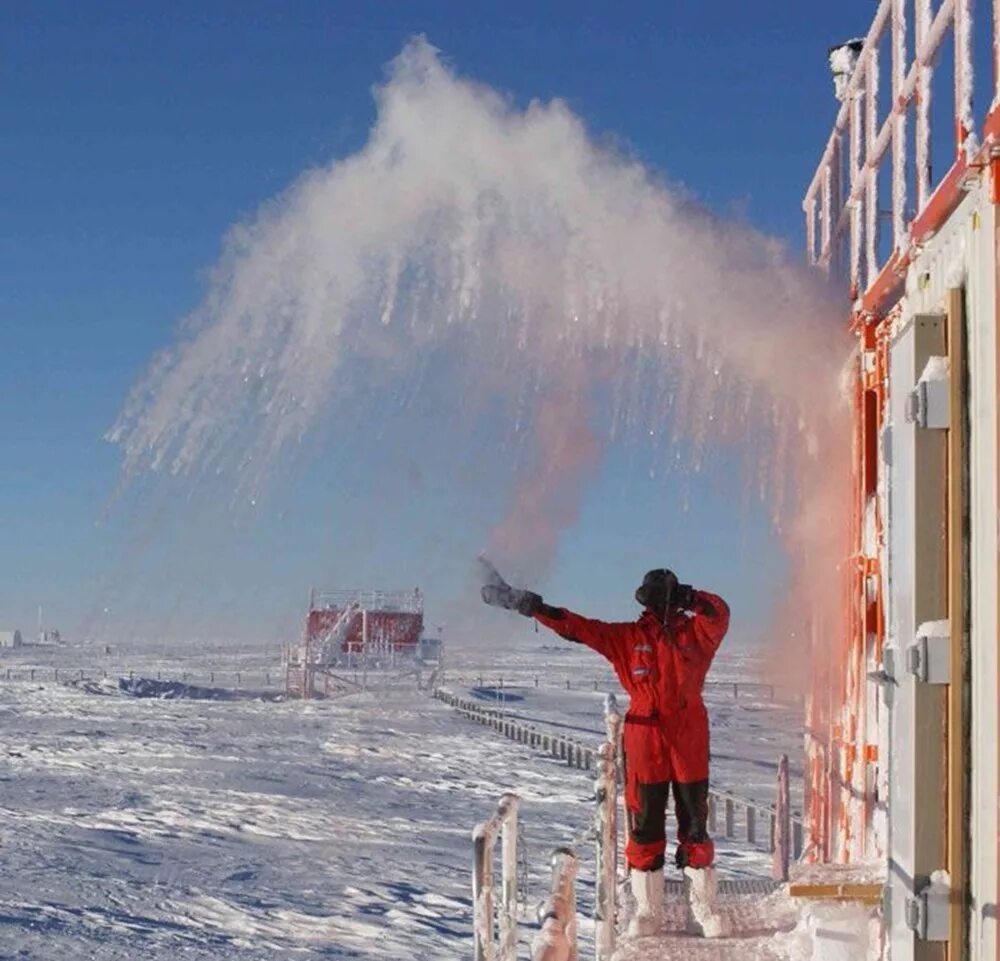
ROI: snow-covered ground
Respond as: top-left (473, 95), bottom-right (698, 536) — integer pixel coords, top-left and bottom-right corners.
top-left (0, 639), bottom-right (802, 960)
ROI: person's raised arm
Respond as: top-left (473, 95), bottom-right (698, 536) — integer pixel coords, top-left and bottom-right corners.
top-left (675, 585), bottom-right (730, 654)
top-left (479, 558), bottom-right (627, 662)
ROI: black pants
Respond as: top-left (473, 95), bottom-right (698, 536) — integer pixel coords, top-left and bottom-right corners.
top-left (629, 779), bottom-right (710, 872)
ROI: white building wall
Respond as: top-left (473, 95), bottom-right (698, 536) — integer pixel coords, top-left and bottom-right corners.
top-left (890, 179), bottom-right (998, 961)
top-left (965, 190), bottom-right (998, 961)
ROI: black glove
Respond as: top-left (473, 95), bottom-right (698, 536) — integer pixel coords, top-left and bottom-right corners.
top-left (479, 557), bottom-right (544, 617)
top-left (481, 584), bottom-right (543, 616)
top-left (672, 583), bottom-right (695, 611)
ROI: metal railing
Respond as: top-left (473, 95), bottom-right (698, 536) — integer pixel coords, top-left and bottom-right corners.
top-left (310, 587), bottom-right (423, 613)
top-left (473, 793), bottom-right (522, 961)
top-left (457, 689), bottom-right (804, 958)
top-left (593, 695), bottom-right (622, 959)
top-left (804, 0), bottom-right (988, 305)
top-left (458, 672), bottom-right (803, 704)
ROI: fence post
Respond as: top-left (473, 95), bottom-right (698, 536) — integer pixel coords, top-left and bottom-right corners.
top-left (773, 753), bottom-right (791, 881)
top-left (500, 797), bottom-right (519, 960)
top-left (708, 794), bottom-right (717, 834)
top-left (746, 805), bottom-right (756, 845)
top-left (594, 740), bottom-right (618, 960)
top-left (724, 798), bottom-right (735, 838)
top-left (473, 793), bottom-right (521, 961)
top-left (531, 848), bottom-right (578, 961)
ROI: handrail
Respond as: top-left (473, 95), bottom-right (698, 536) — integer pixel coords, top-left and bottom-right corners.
top-left (473, 792), bottom-right (521, 961)
top-left (531, 847), bottom-right (579, 961)
top-left (773, 753), bottom-right (792, 882)
top-left (456, 689), bottom-right (803, 958)
top-left (594, 694), bottom-right (622, 960)
top-left (310, 587), bottom-right (423, 613)
top-left (803, 0), bottom-right (983, 306)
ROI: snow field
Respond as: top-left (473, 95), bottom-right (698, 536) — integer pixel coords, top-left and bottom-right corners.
top-left (0, 640), bottom-right (802, 959)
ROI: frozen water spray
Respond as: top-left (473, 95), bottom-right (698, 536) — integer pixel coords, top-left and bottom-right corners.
top-left (109, 38), bottom-right (851, 664)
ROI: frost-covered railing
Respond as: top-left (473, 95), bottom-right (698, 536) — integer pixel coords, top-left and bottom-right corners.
top-left (473, 792), bottom-right (521, 961)
top-left (456, 689), bottom-right (803, 957)
top-left (593, 695), bottom-right (622, 959)
top-left (531, 847), bottom-right (579, 961)
top-left (773, 754), bottom-right (792, 882)
top-left (309, 587), bottom-right (422, 613)
top-left (804, 0), bottom-right (985, 306)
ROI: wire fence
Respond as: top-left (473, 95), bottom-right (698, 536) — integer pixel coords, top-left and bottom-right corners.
top-left (451, 672), bottom-right (804, 705)
top-left (0, 666), bottom-right (285, 689)
top-left (434, 688), bottom-right (805, 861)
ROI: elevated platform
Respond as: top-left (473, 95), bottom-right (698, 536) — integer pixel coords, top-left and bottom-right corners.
top-left (610, 883), bottom-right (801, 961)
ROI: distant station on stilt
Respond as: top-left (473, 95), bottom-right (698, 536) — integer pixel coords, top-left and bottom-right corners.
top-left (283, 588), bottom-right (443, 698)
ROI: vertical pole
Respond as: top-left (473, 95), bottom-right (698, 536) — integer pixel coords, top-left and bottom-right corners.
top-left (595, 742), bottom-right (617, 960)
top-left (604, 694), bottom-right (628, 861)
top-left (994, 0), bottom-right (1000, 104)
top-left (563, 850), bottom-right (579, 961)
top-left (946, 288), bottom-right (969, 957)
top-left (893, 0), bottom-right (907, 250)
top-left (361, 609), bottom-right (369, 692)
top-left (822, 165), bottom-right (833, 272)
top-left (866, 44), bottom-right (880, 289)
top-left (500, 799), bottom-right (519, 961)
top-left (773, 754), bottom-right (792, 882)
top-left (916, 0), bottom-right (932, 210)
top-left (805, 194), bottom-right (817, 266)
top-left (954, 0), bottom-right (973, 152)
top-left (851, 78), bottom-right (863, 292)
top-left (473, 832), bottom-right (494, 961)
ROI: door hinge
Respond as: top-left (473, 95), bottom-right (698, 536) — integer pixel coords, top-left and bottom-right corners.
top-left (907, 621), bottom-right (951, 684)
top-left (905, 356), bottom-right (950, 429)
top-left (905, 872), bottom-right (951, 941)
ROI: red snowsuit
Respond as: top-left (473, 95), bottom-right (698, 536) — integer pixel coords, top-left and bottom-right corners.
top-left (535, 591), bottom-right (730, 871)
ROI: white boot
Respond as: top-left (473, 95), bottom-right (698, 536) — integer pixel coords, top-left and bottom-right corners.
top-left (684, 866), bottom-right (724, 938)
top-left (627, 868), bottom-right (664, 938)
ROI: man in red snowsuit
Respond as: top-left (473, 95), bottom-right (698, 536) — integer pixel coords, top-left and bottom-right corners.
top-left (481, 565), bottom-right (730, 878)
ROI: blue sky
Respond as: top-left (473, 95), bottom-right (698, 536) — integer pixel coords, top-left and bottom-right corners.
top-left (0, 1), bottom-right (924, 645)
